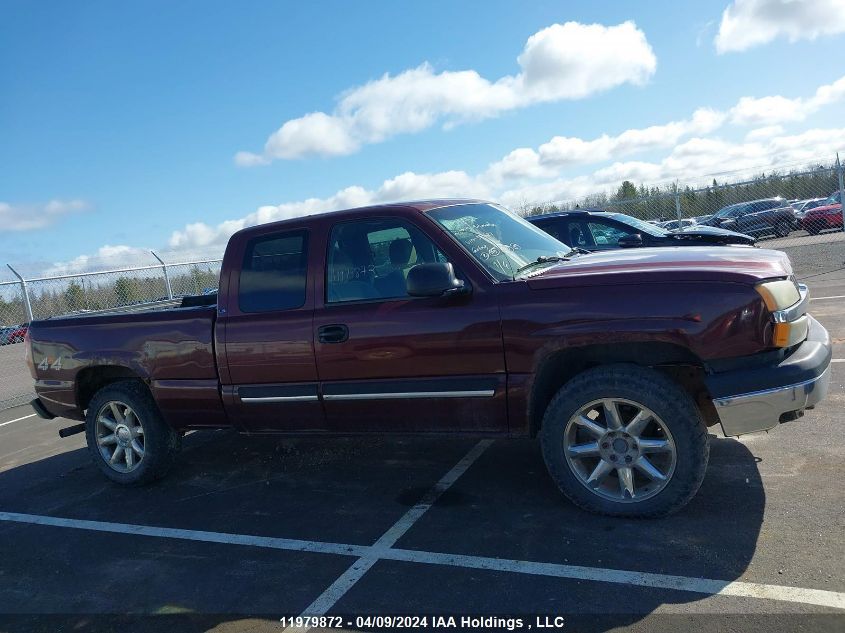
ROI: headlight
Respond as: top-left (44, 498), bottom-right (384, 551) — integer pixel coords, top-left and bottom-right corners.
top-left (755, 279), bottom-right (799, 312)
top-left (755, 279), bottom-right (806, 348)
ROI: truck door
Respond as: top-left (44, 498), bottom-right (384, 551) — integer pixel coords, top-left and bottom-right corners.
top-left (312, 212), bottom-right (507, 433)
top-left (219, 226), bottom-right (324, 432)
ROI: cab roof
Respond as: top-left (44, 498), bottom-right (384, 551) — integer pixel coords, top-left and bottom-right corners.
top-left (528, 209), bottom-right (610, 220)
top-left (233, 198), bottom-right (492, 239)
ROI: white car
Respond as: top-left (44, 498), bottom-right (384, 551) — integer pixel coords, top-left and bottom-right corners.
top-left (658, 218), bottom-right (697, 231)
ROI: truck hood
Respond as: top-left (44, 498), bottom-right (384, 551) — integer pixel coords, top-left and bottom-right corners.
top-left (525, 246), bottom-right (791, 289)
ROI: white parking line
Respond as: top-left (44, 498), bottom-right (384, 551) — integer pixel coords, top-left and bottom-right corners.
top-left (0, 413), bottom-right (35, 429)
top-left (0, 506), bottom-right (845, 609)
top-left (832, 359), bottom-right (844, 363)
top-left (288, 439), bottom-right (494, 627)
top-left (810, 295), bottom-right (845, 301)
top-left (0, 510), bottom-right (369, 557)
top-left (378, 548), bottom-right (845, 610)
top-left (2, 498), bottom-right (845, 610)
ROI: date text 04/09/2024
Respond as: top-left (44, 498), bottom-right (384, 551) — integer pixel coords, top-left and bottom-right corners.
top-left (278, 616), bottom-right (568, 630)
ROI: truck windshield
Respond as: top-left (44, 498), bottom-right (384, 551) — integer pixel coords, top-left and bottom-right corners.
top-left (608, 213), bottom-right (667, 237)
top-left (427, 203), bottom-right (572, 280)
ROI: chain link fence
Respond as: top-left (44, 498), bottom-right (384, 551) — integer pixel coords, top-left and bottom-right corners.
top-left (520, 154), bottom-right (845, 253)
top-left (0, 251), bottom-right (223, 410)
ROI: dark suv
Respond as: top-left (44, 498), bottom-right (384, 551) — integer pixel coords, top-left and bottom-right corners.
top-left (528, 210), bottom-right (754, 250)
top-left (702, 198), bottom-right (796, 238)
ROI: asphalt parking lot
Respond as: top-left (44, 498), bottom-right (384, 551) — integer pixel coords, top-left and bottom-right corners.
top-left (0, 270), bottom-right (843, 633)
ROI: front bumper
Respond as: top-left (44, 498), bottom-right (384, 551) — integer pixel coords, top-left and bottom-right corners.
top-left (706, 315), bottom-right (832, 437)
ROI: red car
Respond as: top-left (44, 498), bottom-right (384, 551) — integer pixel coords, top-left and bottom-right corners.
top-left (0, 324), bottom-right (27, 345)
top-left (799, 192), bottom-right (843, 234)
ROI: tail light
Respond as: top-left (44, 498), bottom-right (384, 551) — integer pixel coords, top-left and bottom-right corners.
top-left (24, 327), bottom-right (36, 379)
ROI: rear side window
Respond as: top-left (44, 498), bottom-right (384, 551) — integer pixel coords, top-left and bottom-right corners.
top-left (239, 230), bottom-right (308, 313)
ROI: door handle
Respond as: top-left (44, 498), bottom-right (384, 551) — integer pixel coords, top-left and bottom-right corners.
top-left (318, 324), bottom-right (349, 344)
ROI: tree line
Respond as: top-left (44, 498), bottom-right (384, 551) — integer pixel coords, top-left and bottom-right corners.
top-left (0, 265), bottom-right (219, 325)
top-left (520, 164), bottom-right (841, 221)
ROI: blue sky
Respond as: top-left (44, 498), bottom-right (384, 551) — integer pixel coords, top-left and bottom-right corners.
top-left (2, 0), bottom-right (845, 274)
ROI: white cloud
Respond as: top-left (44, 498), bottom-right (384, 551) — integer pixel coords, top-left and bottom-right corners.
top-left (744, 124), bottom-right (785, 140)
top-left (0, 199), bottom-right (89, 231)
top-left (485, 107), bottom-right (725, 184)
top-left (169, 171), bottom-right (490, 248)
top-left (42, 244), bottom-right (153, 276)
top-left (166, 73), bottom-right (845, 249)
top-left (728, 75), bottom-right (845, 124)
top-left (171, 121), bottom-right (845, 251)
top-left (498, 126), bottom-right (845, 206)
top-left (237, 21), bottom-right (656, 163)
top-left (715, 0), bottom-right (845, 53)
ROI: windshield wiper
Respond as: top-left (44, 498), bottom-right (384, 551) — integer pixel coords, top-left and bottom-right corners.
top-left (514, 255), bottom-right (569, 276)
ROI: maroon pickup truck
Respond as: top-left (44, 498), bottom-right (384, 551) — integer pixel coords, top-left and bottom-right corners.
top-left (27, 200), bottom-right (831, 517)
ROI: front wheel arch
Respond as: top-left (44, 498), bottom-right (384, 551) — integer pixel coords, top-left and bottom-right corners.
top-left (539, 363), bottom-right (709, 517)
top-left (528, 342), bottom-right (707, 438)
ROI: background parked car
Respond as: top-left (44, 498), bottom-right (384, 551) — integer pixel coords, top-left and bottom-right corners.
top-left (528, 210), bottom-right (755, 250)
top-left (658, 218), bottom-right (697, 231)
top-left (799, 191), bottom-right (843, 234)
top-left (0, 324), bottom-right (28, 346)
top-left (701, 197), bottom-right (796, 238)
top-left (791, 197), bottom-right (827, 218)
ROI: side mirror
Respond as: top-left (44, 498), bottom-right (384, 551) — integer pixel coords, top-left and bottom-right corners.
top-left (617, 233), bottom-right (643, 248)
top-left (406, 263), bottom-right (467, 297)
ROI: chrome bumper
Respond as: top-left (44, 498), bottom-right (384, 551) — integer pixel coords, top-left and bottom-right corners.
top-left (713, 365), bottom-right (831, 437)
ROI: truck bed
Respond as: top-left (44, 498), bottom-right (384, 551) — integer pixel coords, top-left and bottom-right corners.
top-left (29, 303), bottom-right (219, 422)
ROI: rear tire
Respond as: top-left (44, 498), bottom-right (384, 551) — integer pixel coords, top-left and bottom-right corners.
top-left (539, 364), bottom-right (709, 518)
top-left (774, 221), bottom-right (791, 238)
top-left (85, 380), bottom-right (181, 485)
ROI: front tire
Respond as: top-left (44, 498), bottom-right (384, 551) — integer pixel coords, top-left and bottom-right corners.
top-left (539, 365), bottom-right (709, 518)
top-left (85, 380), bottom-right (181, 485)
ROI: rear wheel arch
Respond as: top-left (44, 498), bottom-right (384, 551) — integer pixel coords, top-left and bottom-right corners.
top-left (528, 342), bottom-right (709, 437)
top-left (76, 365), bottom-right (147, 412)
top-left (85, 379), bottom-right (181, 485)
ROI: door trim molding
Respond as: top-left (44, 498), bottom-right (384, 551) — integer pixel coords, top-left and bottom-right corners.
top-left (323, 390), bottom-right (494, 401)
top-left (241, 395), bottom-right (320, 403)
top-left (237, 383), bottom-right (319, 404)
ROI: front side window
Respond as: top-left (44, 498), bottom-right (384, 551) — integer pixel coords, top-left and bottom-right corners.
top-left (751, 200), bottom-right (776, 212)
top-left (239, 230), bottom-right (308, 313)
top-left (326, 218), bottom-right (449, 303)
top-left (823, 191), bottom-right (841, 205)
top-left (588, 221), bottom-right (633, 247)
top-left (715, 203), bottom-right (746, 218)
top-left (427, 203), bottom-right (571, 280)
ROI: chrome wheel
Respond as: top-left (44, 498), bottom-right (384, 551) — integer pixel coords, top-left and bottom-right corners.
top-left (95, 401), bottom-right (145, 473)
top-left (563, 398), bottom-right (676, 503)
